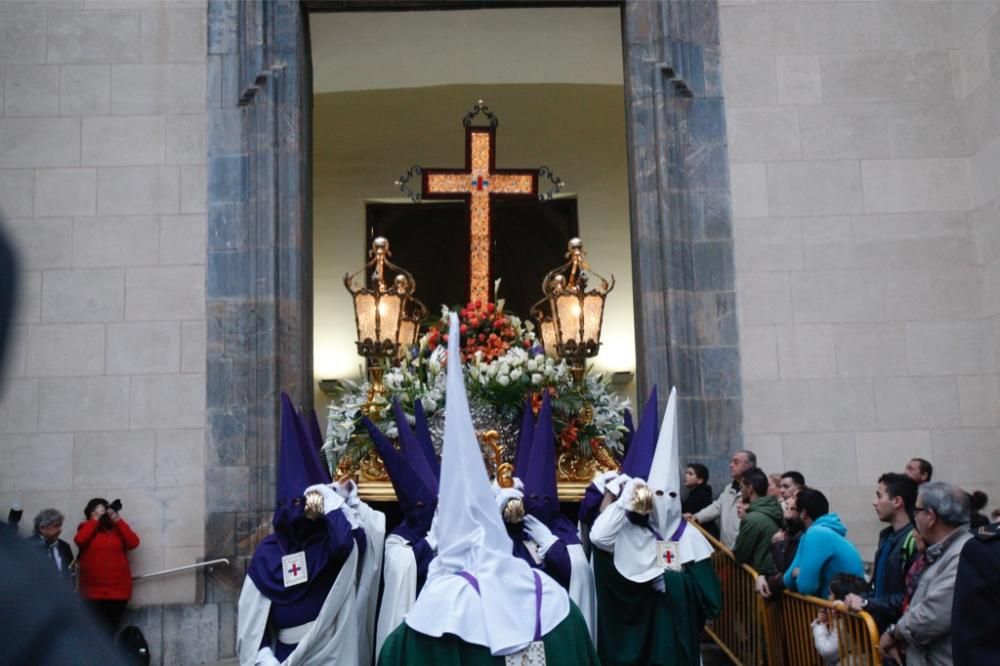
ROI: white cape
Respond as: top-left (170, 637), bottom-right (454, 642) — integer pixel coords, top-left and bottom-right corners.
top-left (589, 502), bottom-right (714, 582)
top-left (375, 534), bottom-right (419, 662)
top-left (352, 501), bottom-right (386, 666)
top-left (567, 543), bottom-right (597, 643)
top-left (237, 545), bottom-right (360, 666)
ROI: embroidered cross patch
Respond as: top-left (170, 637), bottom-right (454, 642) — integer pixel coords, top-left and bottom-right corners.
top-left (656, 540), bottom-right (682, 572)
top-left (282, 551), bottom-right (308, 587)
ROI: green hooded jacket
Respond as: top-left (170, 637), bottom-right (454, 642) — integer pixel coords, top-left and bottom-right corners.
top-left (732, 495), bottom-right (783, 574)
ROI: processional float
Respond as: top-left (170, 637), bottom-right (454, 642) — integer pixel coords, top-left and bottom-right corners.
top-left (331, 102), bottom-right (623, 501)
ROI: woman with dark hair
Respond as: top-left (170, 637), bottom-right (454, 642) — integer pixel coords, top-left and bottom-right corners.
top-left (969, 490), bottom-right (989, 531)
top-left (74, 497), bottom-right (140, 635)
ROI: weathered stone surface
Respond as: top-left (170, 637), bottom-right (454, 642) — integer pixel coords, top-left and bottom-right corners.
top-left (4, 217), bottom-right (73, 269)
top-left (0, 118), bottom-right (80, 168)
top-left (41, 268), bottom-right (124, 323)
top-left (73, 429), bottom-right (156, 489)
top-left (156, 428), bottom-right (205, 488)
top-left (73, 216), bottom-right (159, 267)
top-left (0, 12), bottom-right (47, 64)
top-left (34, 168), bottom-right (97, 217)
top-left (4, 65), bottom-right (59, 117)
top-left (106, 321), bottom-right (181, 374)
top-left (0, 170), bottom-right (34, 218)
top-left (38, 376), bottom-right (130, 432)
top-left (861, 158), bottom-right (972, 213)
top-left (126, 266), bottom-right (205, 321)
top-left (874, 377), bottom-right (960, 430)
top-left (47, 11), bottom-right (141, 64)
top-left (82, 116), bottom-right (165, 166)
top-left (111, 64), bottom-right (205, 114)
top-left (131, 374), bottom-right (206, 430)
top-left (26, 323), bottom-right (105, 377)
top-left (767, 161), bottom-right (863, 217)
top-left (162, 603), bottom-right (220, 666)
top-left (97, 166), bottom-right (180, 215)
top-left (59, 65), bottom-right (111, 116)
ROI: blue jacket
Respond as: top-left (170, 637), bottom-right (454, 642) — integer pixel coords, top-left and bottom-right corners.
top-left (783, 513), bottom-right (864, 597)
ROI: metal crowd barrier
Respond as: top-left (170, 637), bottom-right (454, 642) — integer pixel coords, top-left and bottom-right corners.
top-left (695, 523), bottom-right (770, 665)
top-left (690, 521), bottom-right (882, 666)
top-left (132, 558), bottom-right (230, 581)
top-left (767, 591), bottom-right (882, 666)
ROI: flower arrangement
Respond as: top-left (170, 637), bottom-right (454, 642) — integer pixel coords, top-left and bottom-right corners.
top-left (324, 300), bottom-right (629, 479)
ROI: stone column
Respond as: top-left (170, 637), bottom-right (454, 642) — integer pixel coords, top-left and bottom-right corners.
top-left (622, 0), bottom-right (741, 483)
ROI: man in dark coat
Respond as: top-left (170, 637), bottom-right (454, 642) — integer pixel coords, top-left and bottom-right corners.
top-left (29, 509), bottom-right (75, 583)
top-left (952, 522), bottom-right (1000, 664)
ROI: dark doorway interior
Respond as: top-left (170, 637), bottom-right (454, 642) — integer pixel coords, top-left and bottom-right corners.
top-left (366, 197), bottom-right (578, 319)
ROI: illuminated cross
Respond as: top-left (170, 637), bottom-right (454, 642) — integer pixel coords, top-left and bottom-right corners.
top-left (288, 562), bottom-right (301, 577)
top-left (421, 118), bottom-right (539, 305)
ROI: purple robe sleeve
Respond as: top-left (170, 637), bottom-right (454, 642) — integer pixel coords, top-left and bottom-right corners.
top-left (543, 539), bottom-right (572, 589)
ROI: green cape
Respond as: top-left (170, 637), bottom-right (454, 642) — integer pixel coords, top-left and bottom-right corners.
top-left (593, 548), bottom-right (721, 666)
top-left (377, 601), bottom-right (599, 665)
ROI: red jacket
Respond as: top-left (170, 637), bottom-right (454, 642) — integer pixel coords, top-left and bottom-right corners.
top-left (74, 518), bottom-right (140, 600)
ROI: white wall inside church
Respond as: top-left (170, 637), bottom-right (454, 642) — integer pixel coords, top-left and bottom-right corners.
top-left (721, 0), bottom-right (1000, 555)
top-left (0, 0), bottom-right (207, 606)
top-left (311, 8), bottom-right (636, 410)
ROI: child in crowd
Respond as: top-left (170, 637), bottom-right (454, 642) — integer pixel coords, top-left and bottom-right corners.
top-left (767, 474), bottom-right (783, 498)
top-left (811, 573), bottom-right (868, 665)
top-left (682, 463), bottom-right (719, 540)
top-left (736, 495), bottom-right (749, 520)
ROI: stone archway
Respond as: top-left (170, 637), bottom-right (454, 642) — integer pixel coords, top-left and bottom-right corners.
top-left (203, 0), bottom-right (740, 614)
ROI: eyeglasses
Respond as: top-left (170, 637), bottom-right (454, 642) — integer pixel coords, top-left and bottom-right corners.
top-left (914, 506), bottom-right (932, 514)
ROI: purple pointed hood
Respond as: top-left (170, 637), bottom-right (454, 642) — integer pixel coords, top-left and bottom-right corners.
top-left (392, 399), bottom-right (438, 493)
top-left (362, 412), bottom-right (437, 542)
top-left (308, 409), bottom-right (326, 455)
top-left (620, 386), bottom-right (658, 480)
top-left (513, 397), bottom-right (534, 479)
top-left (412, 399), bottom-right (440, 484)
top-left (522, 392), bottom-right (580, 544)
top-left (248, 393), bottom-right (335, 603)
top-left (621, 407), bottom-right (635, 454)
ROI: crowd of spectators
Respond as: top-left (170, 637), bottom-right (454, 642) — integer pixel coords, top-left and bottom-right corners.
top-left (682, 452), bottom-right (998, 665)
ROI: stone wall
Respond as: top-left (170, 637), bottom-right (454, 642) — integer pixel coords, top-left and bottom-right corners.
top-left (0, 0), bottom-right (212, 661)
top-left (965, 4), bottom-right (1000, 527)
top-left (721, 0), bottom-right (1000, 555)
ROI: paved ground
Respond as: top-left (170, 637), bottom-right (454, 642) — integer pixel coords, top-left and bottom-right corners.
top-left (206, 643), bottom-right (731, 665)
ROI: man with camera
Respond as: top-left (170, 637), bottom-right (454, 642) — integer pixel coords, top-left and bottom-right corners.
top-left (74, 497), bottom-right (141, 635)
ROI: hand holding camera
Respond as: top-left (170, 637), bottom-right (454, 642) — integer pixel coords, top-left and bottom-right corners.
top-left (106, 499), bottom-right (123, 523)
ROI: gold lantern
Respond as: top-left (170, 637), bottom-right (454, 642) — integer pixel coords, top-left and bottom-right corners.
top-left (344, 237), bottom-right (426, 413)
top-left (532, 238), bottom-right (614, 383)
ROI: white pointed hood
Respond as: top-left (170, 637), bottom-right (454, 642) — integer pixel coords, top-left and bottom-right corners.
top-left (613, 387), bottom-right (713, 581)
top-left (404, 314), bottom-right (570, 655)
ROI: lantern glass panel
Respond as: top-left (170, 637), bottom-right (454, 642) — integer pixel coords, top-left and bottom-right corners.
top-left (583, 293), bottom-right (606, 344)
top-left (398, 319), bottom-right (417, 350)
top-left (540, 319), bottom-right (558, 358)
top-left (377, 293), bottom-right (402, 345)
top-left (354, 292), bottom-right (377, 343)
top-left (555, 294), bottom-right (583, 344)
